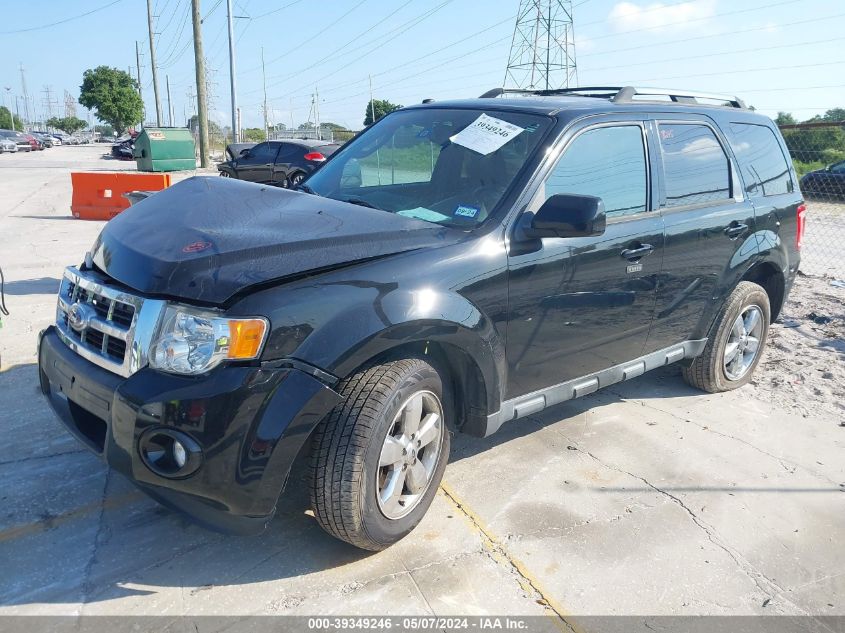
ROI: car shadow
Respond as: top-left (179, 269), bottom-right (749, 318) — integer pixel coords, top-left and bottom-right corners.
top-left (0, 361), bottom-right (700, 607)
top-left (1, 276), bottom-right (61, 295)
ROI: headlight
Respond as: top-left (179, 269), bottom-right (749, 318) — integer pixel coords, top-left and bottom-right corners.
top-left (150, 305), bottom-right (268, 375)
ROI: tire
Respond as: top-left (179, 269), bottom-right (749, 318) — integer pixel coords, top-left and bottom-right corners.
top-left (219, 170), bottom-right (230, 177)
top-left (288, 172), bottom-right (305, 188)
top-left (309, 358), bottom-right (450, 551)
top-left (682, 281), bottom-right (770, 393)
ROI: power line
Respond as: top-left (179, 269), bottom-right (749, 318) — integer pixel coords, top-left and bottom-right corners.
top-left (584, 36), bottom-right (844, 73)
top-left (248, 0), bottom-right (417, 94)
top-left (580, 11), bottom-right (845, 59)
top-left (250, 0), bottom-right (306, 20)
top-left (582, 0), bottom-right (805, 43)
top-left (241, 0), bottom-right (372, 74)
top-left (0, 0), bottom-right (126, 34)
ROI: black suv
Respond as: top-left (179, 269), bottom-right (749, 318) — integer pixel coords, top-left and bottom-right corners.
top-left (38, 87), bottom-right (803, 550)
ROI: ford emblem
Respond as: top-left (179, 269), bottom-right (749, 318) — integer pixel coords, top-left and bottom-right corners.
top-left (67, 303), bottom-right (94, 332)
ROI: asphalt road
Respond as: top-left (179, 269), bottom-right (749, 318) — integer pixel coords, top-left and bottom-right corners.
top-left (0, 147), bottom-right (843, 622)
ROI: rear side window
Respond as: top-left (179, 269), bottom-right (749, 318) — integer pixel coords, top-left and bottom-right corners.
top-left (726, 123), bottom-right (793, 197)
top-left (275, 144), bottom-right (302, 162)
top-left (545, 125), bottom-right (648, 217)
top-left (658, 123), bottom-right (730, 208)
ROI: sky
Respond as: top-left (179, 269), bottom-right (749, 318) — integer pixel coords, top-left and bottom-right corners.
top-left (0, 0), bottom-right (843, 132)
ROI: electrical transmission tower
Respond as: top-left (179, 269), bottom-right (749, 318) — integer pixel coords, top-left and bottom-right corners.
top-left (64, 90), bottom-right (77, 118)
top-left (504, 0), bottom-right (578, 91)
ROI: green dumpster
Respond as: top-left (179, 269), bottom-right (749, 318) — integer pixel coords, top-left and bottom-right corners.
top-left (133, 127), bottom-right (196, 172)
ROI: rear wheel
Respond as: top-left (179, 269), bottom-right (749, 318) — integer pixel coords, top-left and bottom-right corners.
top-left (309, 358), bottom-right (450, 550)
top-left (682, 281), bottom-right (770, 393)
top-left (288, 172), bottom-right (305, 188)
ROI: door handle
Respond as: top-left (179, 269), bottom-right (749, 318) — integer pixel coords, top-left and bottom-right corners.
top-left (724, 222), bottom-right (749, 239)
top-left (620, 244), bottom-right (655, 261)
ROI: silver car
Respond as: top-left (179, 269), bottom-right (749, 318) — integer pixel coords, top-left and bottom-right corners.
top-left (0, 137), bottom-right (18, 153)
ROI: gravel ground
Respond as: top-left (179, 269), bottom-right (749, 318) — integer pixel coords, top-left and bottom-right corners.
top-left (748, 273), bottom-right (845, 421)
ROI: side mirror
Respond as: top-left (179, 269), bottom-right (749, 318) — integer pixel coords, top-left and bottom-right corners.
top-left (520, 194), bottom-right (606, 239)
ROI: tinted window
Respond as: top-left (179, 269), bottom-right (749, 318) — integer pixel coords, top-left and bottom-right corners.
top-left (545, 125), bottom-right (647, 217)
top-left (275, 143), bottom-right (302, 162)
top-left (659, 124), bottom-right (730, 207)
top-left (727, 123), bottom-right (792, 197)
top-left (247, 143), bottom-right (277, 162)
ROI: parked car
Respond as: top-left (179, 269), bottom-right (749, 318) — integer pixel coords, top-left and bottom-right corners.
top-left (800, 160), bottom-right (845, 200)
top-left (37, 86), bottom-right (803, 550)
top-left (0, 137), bottom-right (17, 153)
top-left (217, 139), bottom-right (340, 188)
top-left (22, 133), bottom-right (43, 151)
top-left (32, 133), bottom-right (53, 148)
top-left (0, 130), bottom-right (33, 152)
top-left (111, 138), bottom-right (134, 160)
top-left (51, 134), bottom-right (63, 145)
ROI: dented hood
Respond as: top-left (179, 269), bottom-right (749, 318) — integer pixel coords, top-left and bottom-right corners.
top-left (92, 176), bottom-right (456, 304)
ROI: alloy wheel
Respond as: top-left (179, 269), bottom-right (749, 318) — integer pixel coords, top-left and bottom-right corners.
top-left (376, 390), bottom-right (444, 520)
top-left (724, 305), bottom-right (764, 381)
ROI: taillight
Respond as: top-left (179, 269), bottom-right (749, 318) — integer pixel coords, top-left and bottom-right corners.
top-left (303, 152), bottom-right (326, 162)
top-left (796, 203), bottom-right (807, 250)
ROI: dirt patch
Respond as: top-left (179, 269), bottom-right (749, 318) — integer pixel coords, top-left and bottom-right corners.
top-left (749, 274), bottom-right (845, 421)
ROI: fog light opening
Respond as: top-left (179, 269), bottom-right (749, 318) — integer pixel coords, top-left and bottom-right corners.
top-left (139, 429), bottom-right (202, 478)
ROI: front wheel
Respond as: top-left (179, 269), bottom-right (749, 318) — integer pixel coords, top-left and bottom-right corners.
top-left (682, 281), bottom-right (770, 393)
top-left (309, 358), bottom-right (450, 550)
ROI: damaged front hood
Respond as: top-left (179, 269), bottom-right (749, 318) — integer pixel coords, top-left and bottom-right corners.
top-left (92, 176), bottom-right (457, 304)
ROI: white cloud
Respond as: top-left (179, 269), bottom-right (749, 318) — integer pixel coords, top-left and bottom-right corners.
top-left (608, 0), bottom-right (717, 32)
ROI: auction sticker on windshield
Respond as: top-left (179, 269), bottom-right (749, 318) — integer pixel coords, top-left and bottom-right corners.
top-left (450, 113), bottom-right (524, 155)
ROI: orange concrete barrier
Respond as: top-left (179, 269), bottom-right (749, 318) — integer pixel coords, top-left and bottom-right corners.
top-left (70, 172), bottom-right (171, 220)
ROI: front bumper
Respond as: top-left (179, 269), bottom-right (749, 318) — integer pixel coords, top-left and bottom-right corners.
top-left (38, 326), bottom-right (341, 535)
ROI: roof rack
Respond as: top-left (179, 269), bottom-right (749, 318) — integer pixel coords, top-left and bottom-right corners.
top-left (478, 86), bottom-right (747, 109)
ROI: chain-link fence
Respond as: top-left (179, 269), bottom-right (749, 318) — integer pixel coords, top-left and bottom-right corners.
top-left (779, 121), bottom-right (845, 278)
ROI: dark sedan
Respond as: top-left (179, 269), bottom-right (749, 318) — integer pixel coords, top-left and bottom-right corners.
top-left (800, 160), bottom-right (845, 200)
top-left (217, 139), bottom-right (339, 188)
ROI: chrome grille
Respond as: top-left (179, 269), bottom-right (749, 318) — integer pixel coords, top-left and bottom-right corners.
top-left (55, 266), bottom-right (166, 378)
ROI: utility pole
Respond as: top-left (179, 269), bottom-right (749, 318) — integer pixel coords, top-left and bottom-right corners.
top-left (261, 47), bottom-right (268, 141)
top-left (135, 41), bottom-right (145, 126)
top-left (166, 75), bottom-right (174, 127)
top-left (314, 87), bottom-right (320, 140)
top-left (3, 87), bottom-right (14, 131)
top-left (368, 74), bottom-right (376, 126)
top-left (146, 0), bottom-right (164, 126)
top-left (225, 0), bottom-right (239, 143)
top-left (19, 63), bottom-right (30, 128)
top-left (191, 0), bottom-right (209, 167)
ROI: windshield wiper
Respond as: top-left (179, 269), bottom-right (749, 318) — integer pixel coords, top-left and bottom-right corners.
top-left (342, 196), bottom-right (384, 211)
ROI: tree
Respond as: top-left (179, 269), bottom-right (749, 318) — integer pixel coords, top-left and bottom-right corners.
top-left (46, 116), bottom-right (88, 135)
top-left (775, 112), bottom-right (797, 126)
top-left (78, 66), bottom-right (143, 135)
top-left (363, 99), bottom-right (402, 126)
top-left (0, 106), bottom-right (23, 131)
top-left (821, 108), bottom-right (845, 123)
top-left (94, 124), bottom-right (115, 137)
top-left (320, 121), bottom-right (348, 131)
top-left (242, 127), bottom-right (266, 142)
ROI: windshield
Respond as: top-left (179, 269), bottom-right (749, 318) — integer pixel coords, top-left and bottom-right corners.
top-left (305, 108), bottom-right (551, 227)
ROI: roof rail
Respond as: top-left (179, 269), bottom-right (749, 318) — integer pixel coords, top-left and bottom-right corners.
top-left (478, 85), bottom-right (747, 109)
